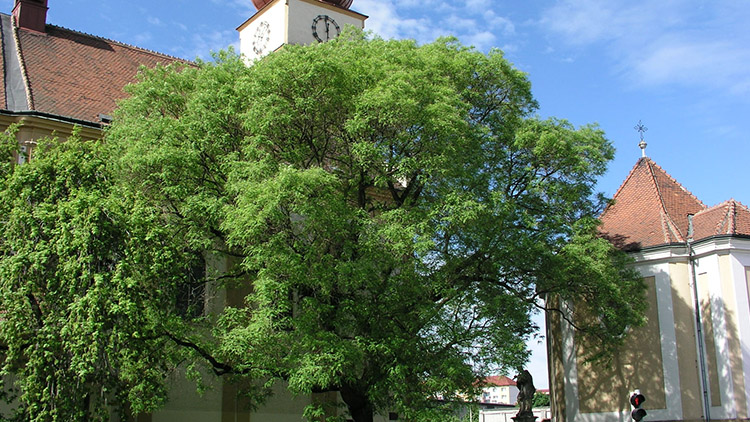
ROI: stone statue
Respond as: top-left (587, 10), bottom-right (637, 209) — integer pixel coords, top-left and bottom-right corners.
top-left (515, 367), bottom-right (536, 418)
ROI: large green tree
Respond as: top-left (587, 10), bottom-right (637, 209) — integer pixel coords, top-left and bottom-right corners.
top-left (0, 30), bottom-right (646, 421)
top-left (0, 129), bottom-right (210, 421)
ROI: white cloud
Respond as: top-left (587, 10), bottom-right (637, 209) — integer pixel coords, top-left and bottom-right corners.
top-left (356, 0), bottom-right (441, 42)
top-left (497, 43), bottom-right (517, 55)
top-left (540, 0), bottom-right (632, 45)
top-left (147, 16), bottom-right (162, 26)
top-left (133, 31), bottom-right (153, 45)
top-left (208, 0), bottom-right (255, 18)
top-left (356, 0), bottom-right (517, 52)
top-left (465, 0), bottom-right (490, 13)
top-left (539, 0), bottom-right (691, 46)
top-left (171, 29), bottom-right (239, 61)
top-left (483, 11), bottom-right (515, 37)
top-left (463, 30), bottom-right (496, 51)
top-left (172, 22), bottom-right (189, 32)
top-left (354, 0), bottom-right (405, 39)
top-left (399, 0), bottom-right (445, 9)
top-left (634, 38), bottom-right (750, 95)
top-left (539, 0), bottom-right (750, 97)
top-left (441, 15), bottom-right (479, 34)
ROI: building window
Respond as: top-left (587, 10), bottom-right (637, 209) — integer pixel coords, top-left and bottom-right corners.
top-left (17, 145), bottom-right (27, 164)
top-left (176, 253), bottom-right (206, 319)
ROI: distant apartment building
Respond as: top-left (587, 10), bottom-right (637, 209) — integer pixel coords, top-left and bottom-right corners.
top-left (481, 376), bottom-right (519, 405)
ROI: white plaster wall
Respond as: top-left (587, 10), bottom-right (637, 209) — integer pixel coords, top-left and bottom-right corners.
top-left (557, 239), bottom-right (750, 422)
top-left (151, 376), bottom-right (397, 422)
top-left (151, 368), bottom-right (223, 422)
top-left (239, 0), bottom-right (287, 62)
top-left (509, 386), bottom-right (519, 406)
top-left (287, 0), bottom-right (365, 46)
top-left (482, 385), bottom-right (519, 405)
top-left (480, 408), bottom-right (552, 422)
top-left (694, 252), bottom-right (737, 420)
top-left (729, 248), bottom-right (750, 416)
top-left (560, 260), bottom-right (683, 422)
top-left (239, 0), bottom-right (365, 62)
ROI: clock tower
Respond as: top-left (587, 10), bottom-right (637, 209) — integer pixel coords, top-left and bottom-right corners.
top-left (238, 0), bottom-right (367, 61)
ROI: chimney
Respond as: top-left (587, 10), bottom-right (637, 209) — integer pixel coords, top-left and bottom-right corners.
top-left (12, 0), bottom-right (49, 33)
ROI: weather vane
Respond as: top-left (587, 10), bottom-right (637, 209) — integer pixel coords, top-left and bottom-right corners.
top-left (634, 120), bottom-right (648, 157)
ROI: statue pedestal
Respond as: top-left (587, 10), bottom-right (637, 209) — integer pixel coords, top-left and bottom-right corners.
top-left (512, 413), bottom-right (537, 422)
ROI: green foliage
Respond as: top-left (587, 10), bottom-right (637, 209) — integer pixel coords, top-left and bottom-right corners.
top-left (0, 29), bottom-right (645, 422)
top-left (0, 132), bottom-right (207, 420)
top-left (532, 392), bottom-right (550, 407)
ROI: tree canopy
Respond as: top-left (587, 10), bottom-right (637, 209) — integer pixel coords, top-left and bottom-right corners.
top-left (532, 392), bottom-right (551, 408)
top-left (0, 30), bottom-right (646, 422)
top-left (0, 129), bottom-right (196, 421)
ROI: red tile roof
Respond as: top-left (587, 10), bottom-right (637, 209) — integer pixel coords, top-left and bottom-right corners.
top-left (484, 375), bottom-right (516, 387)
top-left (601, 157), bottom-right (750, 250)
top-left (3, 15), bottom-right (190, 124)
top-left (692, 199), bottom-right (750, 240)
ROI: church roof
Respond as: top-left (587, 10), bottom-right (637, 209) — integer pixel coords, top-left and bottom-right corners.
top-left (692, 199), bottom-right (750, 240)
top-left (600, 157), bottom-right (750, 250)
top-left (0, 11), bottom-right (189, 126)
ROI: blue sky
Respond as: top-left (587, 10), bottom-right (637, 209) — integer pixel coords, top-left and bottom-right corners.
top-left (6, 0), bottom-right (750, 390)
top-left (16, 0), bottom-right (746, 208)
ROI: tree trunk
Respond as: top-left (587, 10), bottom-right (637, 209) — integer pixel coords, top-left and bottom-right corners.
top-left (340, 383), bottom-right (374, 422)
top-left (82, 393), bottom-right (91, 422)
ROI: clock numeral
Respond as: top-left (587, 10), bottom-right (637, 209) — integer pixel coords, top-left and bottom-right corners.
top-left (253, 21), bottom-right (271, 55)
top-left (312, 15), bottom-right (341, 43)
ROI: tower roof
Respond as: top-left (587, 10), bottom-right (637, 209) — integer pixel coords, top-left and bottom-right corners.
top-left (252, 0), bottom-right (353, 10)
top-left (600, 157), bottom-right (750, 250)
top-left (600, 157), bottom-right (704, 250)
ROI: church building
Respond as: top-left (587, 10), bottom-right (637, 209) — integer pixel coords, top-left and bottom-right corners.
top-left (548, 140), bottom-right (750, 422)
top-left (1, 1), bottom-right (374, 421)
top-left (0, 0), bottom-right (191, 160)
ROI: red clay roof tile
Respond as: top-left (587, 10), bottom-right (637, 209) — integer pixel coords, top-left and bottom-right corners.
top-left (692, 199), bottom-right (750, 240)
top-left (8, 21), bottom-right (189, 124)
top-left (484, 375), bottom-right (516, 387)
top-left (600, 157), bottom-right (705, 250)
top-left (602, 157), bottom-right (750, 249)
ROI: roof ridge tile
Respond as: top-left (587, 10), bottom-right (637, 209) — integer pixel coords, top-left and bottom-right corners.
top-left (647, 159), bottom-right (680, 242)
top-left (607, 157), bottom-right (647, 209)
top-left (716, 202), bottom-right (730, 235)
top-left (646, 158), bottom-right (705, 208)
top-left (43, 23), bottom-right (193, 64)
top-left (696, 198), bottom-right (750, 215)
top-left (10, 13), bottom-right (34, 110)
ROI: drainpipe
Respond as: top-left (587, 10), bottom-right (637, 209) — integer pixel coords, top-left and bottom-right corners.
top-left (687, 214), bottom-right (711, 422)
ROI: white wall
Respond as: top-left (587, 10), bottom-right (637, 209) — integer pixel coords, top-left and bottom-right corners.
top-left (239, 0), bottom-right (366, 62)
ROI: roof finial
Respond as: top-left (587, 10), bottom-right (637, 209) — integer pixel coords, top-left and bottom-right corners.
top-left (634, 120), bottom-right (648, 157)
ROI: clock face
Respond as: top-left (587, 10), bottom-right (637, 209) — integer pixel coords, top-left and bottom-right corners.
top-left (253, 21), bottom-right (271, 55)
top-left (311, 15), bottom-right (341, 43)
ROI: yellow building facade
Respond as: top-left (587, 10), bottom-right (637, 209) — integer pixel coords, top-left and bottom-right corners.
top-left (549, 156), bottom-right (750, 422)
